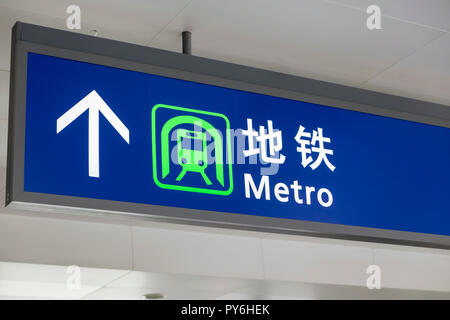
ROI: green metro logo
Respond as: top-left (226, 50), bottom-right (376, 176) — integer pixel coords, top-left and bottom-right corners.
top-left (151, 104), bottom-right (233, 195)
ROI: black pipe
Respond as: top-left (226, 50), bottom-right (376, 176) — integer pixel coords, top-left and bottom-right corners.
top-left (182, 31), bottom-right (191, 55)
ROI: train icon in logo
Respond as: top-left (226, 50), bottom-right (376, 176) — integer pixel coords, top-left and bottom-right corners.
top-left (176, 129), bottom-right (211, 185)
top-left (151, 104), bottom-right (233, 195)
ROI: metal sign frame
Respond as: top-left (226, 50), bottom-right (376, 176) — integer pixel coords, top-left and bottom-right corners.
top-left (6, 22), bottom-right (450, 249)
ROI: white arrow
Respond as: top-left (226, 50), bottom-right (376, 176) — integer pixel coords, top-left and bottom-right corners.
top-left (56, 90), bottom-right (130, 178)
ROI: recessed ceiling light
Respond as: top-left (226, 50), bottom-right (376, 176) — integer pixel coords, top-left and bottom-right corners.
top-left (142, 293), bottom-right (166, 300)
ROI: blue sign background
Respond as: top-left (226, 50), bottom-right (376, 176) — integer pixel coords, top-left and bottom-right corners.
top-left (24, 53), bottom-right (450, 236)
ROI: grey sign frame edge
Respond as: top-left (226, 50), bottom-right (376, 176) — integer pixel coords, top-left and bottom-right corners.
top-left (6, 22), bottom-right (450, 249)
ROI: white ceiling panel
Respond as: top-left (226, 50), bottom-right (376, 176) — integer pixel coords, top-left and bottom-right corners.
top-left (373, 248), bottom-right (450, 292)
top-left (0, 280), bottom-right (99, 299)
top-left (150, 0), bottom-right (443, 86)
top-left (0, 213), bottom-right (134, 269)
top-left (0, 261), bottom-right (129, 299)
top-left (0, 1), bottom-right (448, 104)
top-left (0, 0), bottom-right (191, 70)
top-left (105, 270), bottom-right (258, 292)
top-left (132, 226), bottom-right (265, 279)
top-left (361, 33), bottom-right (450, 106)
top-left (327, 0), bottom-right (450, 31)
top-left (262, 235), bottom-right (373, 286)
top-left (1, 262), bottom-right (449, 300)
top-left (83, 286), bottom-right (225, 300)
top-left (220, 279), bottom-right (450, 299)
top-left (0, 0), bottom-right (191, 42)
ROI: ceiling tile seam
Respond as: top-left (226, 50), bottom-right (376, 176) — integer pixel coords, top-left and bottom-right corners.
top-left (147, 0), bottom-right (197, 46)
top-left (80, 269), bottom-right (133, 299)
top-left (323, 0), bottom-right (449, 33)
top-left (355, 30), bottom-right (449, 89)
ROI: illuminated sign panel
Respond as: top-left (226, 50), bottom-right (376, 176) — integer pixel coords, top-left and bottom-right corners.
top-left (7, 23), bottom-right (450, 248)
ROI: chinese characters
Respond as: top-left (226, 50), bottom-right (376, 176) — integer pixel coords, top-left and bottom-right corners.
top-left (242, 119), bottom-right (285, 164)
top-left (294, 125), bottom-right (335, 171)
top-left (242, 118), bottom-right (335, 172)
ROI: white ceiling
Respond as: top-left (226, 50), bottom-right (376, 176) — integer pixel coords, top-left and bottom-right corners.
top-left (327, 0), bottom-right (450, 31)
top-left (1, 261), bottom-right (449, 299)
top-left (0, 0), bottom-right (449, 104)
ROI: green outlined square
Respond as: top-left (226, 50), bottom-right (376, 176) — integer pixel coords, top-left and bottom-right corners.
top-left (151, 104), bottom-right (233, 195)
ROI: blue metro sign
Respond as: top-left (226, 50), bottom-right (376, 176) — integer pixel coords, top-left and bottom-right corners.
top-left (21, 52), bottom-right (450, 239)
